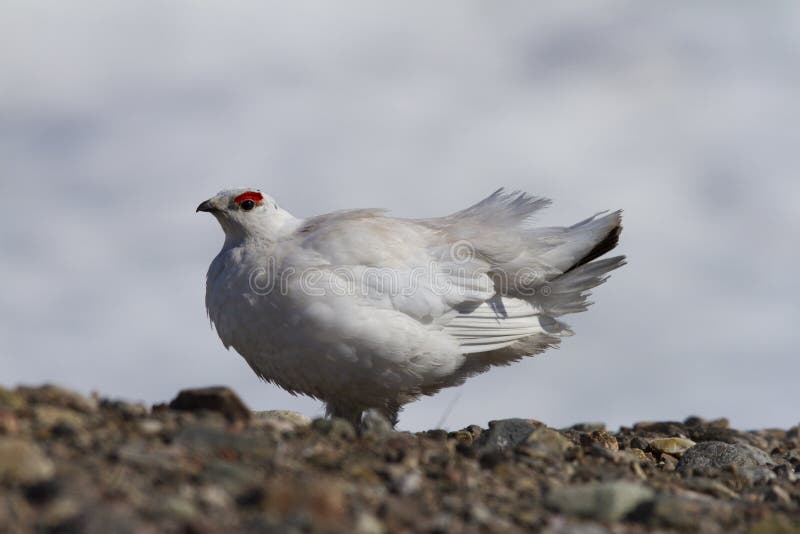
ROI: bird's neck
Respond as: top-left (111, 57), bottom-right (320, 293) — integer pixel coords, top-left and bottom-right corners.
top-left (221, 208), bottom-right (300, 252)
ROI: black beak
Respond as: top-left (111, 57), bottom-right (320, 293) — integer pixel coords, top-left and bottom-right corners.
top-left (196, 200), bottom-right (217, 213)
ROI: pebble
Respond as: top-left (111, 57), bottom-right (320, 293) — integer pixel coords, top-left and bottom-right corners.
top-left (0, 438), bottom-right (55, 483)
top-left (354, 512), bottom-right (385, 534)
top-left (312, 417), bottom-right (356, 439)
top-left (479, 418), bottom-right (541, 454)
top-left (570, 422), bottom-right (606, 432)
top-left (0, 383), bottom-right (796, 533)
top-left (520, 427), bottom-right (573, 458)
top-left (645, 494), bottom-right (735, 531)
top-left (33, 406), bottom-right (86, 430)
top-left (168, 386), bottom-right (251, 423)
top-left (16, 385), bottom-right (98, 413)
top-left (660, 453), bottom-right (678, 471)
top-left (580, 430), bottom-right (619, 451)
top-left (137, 419), bottom-right (164, 436)
top-left (649, 437), bottom-right (696, 457)
top-left (252, 410), bottom-right (311, 433)
top-left (546, 481), bottom-right (655, 521)
top-left (676, 441), bottom-right (774, 473)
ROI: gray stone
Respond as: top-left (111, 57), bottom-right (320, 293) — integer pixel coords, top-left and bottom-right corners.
top-left (479, 418), bottom-right (541, 453)
top-left (546, 481), bottom-right (655, 521)
top-left (676, 441), bottom-right (774, 473)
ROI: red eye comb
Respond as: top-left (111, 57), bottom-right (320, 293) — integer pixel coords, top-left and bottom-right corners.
top-left (234, 191), bottom-right (264, 204)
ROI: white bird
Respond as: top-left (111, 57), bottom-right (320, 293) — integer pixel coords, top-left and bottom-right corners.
top-left (198, 188), bottom-right (624, 426)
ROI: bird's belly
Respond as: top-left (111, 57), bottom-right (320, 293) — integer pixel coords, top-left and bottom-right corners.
top-left (213, 291), bottom-right (465, 404)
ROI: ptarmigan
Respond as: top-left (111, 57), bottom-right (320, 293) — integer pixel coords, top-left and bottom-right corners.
top-left (198, 189), bottom-right (624, 426)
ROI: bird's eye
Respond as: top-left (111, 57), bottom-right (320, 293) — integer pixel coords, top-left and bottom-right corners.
top-left (240, 199), bottom-right (256, 211)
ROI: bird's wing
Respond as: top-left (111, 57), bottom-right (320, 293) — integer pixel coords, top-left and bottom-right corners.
top-left (282, 189), bottom-right (623, 355)
top-left (284, 208), bottom-right (559, 355)
top-left (285, 210), bottom-right (495, 320)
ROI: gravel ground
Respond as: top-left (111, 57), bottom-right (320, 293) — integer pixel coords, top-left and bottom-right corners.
top-left (0, 384), bottom-right (798, 533)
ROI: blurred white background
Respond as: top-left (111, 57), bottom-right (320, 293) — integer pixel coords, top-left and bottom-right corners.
top-left (2, 1), bottom-right (798, 431)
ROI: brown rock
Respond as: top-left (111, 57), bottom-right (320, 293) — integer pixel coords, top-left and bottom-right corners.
top-left (168, 387), bottom-right (251, 423)
top-left (580, 430), bottom-right (619, 451)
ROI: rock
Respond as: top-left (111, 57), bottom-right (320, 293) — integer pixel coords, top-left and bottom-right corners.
top-left (253, 410), bottom-right (311, 433)
top-left (354, 512), bottom-right (385, 534)
top-left (16, 385), bottom-right (98, 413)
top-left (570, 422), bottom-right (606, 432)
top-left (683, 478), bottom-right (740, 500)
top-left (479, 418), bottom-right (542, 454)
top-left (0, 438), bottom-right (55, 484)
top-left (519, 427), bottom-right (573, 458)
top-left (137, 418), bottom-right (164, 436)
top-left (649, 437), bottom-right (696, 457)
top-left (689, 425), bottom-right (765, 448)
top-left (312, 417), bottom-right (356, 440)
top-left (33, 406), bottom-right (86, 431)
top-left (740, 466), bottom-right (776, 485)
top-left (660, 453), bottom-right (678, 471)
top-left (168, 386), bottom-right (250, 423)
top-left (101, 400), bottom-right (148, 419)
top-left (644, 495), bottom-right (735, 531)
top-left (633, 421), bottom-right (688, 436)
top-left (39, 496), bottom-right (82, 528)
top-left (2, 382), bottom-right (799, 533)
top-left (580, 430), bottom-right (619, 451)
top-left (676, 441), bottom-right (774, 473)
top-left (685, 416), bottom-right (730, 428)
top-left (546, 481), bottom-right (655, 521)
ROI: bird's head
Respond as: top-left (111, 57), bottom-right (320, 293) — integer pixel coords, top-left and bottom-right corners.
top-left (197, 189), bottom-right (294, 245)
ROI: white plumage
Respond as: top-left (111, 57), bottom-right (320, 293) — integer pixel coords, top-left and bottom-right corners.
top-left (198, 188), bottom-right (625, 426)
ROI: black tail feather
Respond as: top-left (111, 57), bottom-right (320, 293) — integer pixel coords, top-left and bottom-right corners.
top-left (564, 219), bottom-right (622, 274)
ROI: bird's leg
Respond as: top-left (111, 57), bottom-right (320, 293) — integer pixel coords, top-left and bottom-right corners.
top-left (380, 403), bottom-right (400, 428)
top-left (325, 402), bottom-right (363, 429)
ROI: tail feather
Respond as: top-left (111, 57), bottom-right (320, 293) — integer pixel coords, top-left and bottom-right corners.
top-left (538, 255), bottom-right (627, 315)
top-left (565, 217), bottom-right (623, 273)
top-left (536, 210), bottom-right (623, 276)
